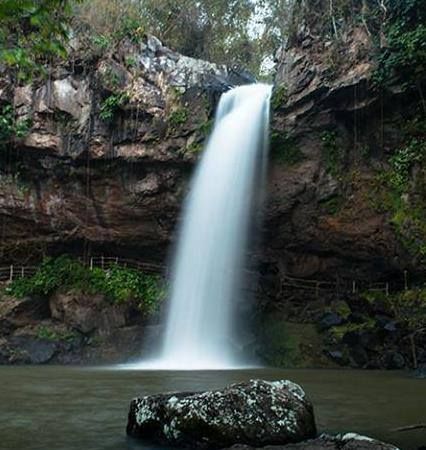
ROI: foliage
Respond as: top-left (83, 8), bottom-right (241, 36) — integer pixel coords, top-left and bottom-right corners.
top-left (321, 131), bottom-right (342, 176)
top-left (271, 85), bottom-right (288, 110)
top-left (373, 0), bottom-right (426, 88)
top-left (0, 104), bottom-right (32, 147)
top-left (6, 256), bottom-right (165, 315)
top-left (363, 288), bottom-right (426, 332)
top-left (0, 0), bottom-right (82, 81)
top-left (99, 93), bottom-right (129, 122)
top-left (329, 319), bottom-right (375, 340)
top-left (168, 107), bottom-right (189, 129)
top-left (37, 325), bottom-right (76, 342)
top-left (320, 195), bottom-right (343, 215)
top-left (74, 0), bottom-right (298, 77)
top-left (270, 131), bottom-right (304, 165)
top-left (369, 118), bottom-right (426, 260)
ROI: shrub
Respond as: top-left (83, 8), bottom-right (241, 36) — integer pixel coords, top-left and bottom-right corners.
top-left (321, 131), bottom-right (342, 176)
top-left (6, 256), bottom-right (165, 315)
top-left (0, 103), bottom-right (32, 148)
top-left (99, 93), bottom-right (129, 122)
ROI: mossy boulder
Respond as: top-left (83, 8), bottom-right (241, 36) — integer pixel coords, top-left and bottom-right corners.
top-left (127, 379), bottom-right (316, 448)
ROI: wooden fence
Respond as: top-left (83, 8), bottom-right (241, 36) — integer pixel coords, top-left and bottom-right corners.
top-left (0, 256), bottom-right (165, 283)
top-left (281, 274), bottom-right (391, 296)
top-left (0, 256), bottom-right (410, 297)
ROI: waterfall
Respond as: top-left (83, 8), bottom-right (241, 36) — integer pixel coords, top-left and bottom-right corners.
top-left (138, 83), bottom-right (271, 370)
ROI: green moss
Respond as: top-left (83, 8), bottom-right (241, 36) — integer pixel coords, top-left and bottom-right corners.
top-left (168, 107), bottom-right (189, 129)
top-left (329, 319), bottom-right (375, 340)
top-left (368, 120), bottom-right (426, 261)
top-left (362, 289), bottom-right (426, 331)
top-left (321, 131), bottom-right (342, 176)
top-left (186, 141), bottom-right (203, 154)
top-left (271, 85), bottom-right (288, 110)
top-left (270, 130), bottom-right (304, 165)
top-left (37, 325), bottom-right (76, 342)
top-left (198, 119), bottom-right (213, 137)
top-left (320, 195), bottom-right (343, 215)
top-left (259, 319), bottom-right (331, 368)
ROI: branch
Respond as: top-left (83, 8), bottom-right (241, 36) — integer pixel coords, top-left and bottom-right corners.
top-left (392, 424), bottom-right (426, 432)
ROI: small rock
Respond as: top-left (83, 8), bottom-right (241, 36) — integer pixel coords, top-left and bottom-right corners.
top-left (222, 432), bottom-right (400, 449)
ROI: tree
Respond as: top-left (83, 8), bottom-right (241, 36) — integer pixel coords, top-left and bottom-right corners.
top-left (0, 0), bottom-right (81, 81)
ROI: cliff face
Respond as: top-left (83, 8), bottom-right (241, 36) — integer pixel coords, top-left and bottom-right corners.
top-left (263, 24), bottom-right (424, 287)
top-left (0, 34), bottom-right (249, 263)
top-left (0, 25), bottom-right (424, 285)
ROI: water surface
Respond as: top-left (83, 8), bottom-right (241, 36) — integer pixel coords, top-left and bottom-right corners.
top-left (0, 367), bottom-right (424, 450)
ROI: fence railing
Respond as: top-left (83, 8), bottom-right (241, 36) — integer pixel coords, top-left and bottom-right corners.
top-left (281, 274), bottom-right (390, 296)
top-left (0, 256), bottom-right (410, 297)
top-left (0, 256), bottom-right (165, 283)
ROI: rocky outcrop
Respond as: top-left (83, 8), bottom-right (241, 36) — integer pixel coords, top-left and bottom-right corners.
top-left (126, 379), bottom-right (316, 448)
top-left (261, 13), bottom-right (425, 288)
top-left (0, 292), bottom-right (154, 364)
top-left (0, 33), bottom-right (249, 263)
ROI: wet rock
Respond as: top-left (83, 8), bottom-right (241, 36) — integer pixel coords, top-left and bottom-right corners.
top-left (224, 432), bottom-right (400, 449)
top-left (325, 350), bottom-right (347, 366)
top-left (0, 296), bottom-right (50, 334)
top-left (319, 312), bottom-right (345, 330)
top-left (127, 379), bottom-right (316, 448)
top-left (411, 364), bottom-right (426, 379)
top-left (49, 292), bottom-right (126, 335)
top-left (348, 346), bottom-right (369, 368)
top-left (8, 336), bottom-right (57, 364)
top-left (380, 352), bottom-right (406, 370)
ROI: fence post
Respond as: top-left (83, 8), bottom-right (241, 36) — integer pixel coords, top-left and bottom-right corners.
top-left (385, 282), bottom-right (389, 297)
top-left (115, 257), bottom-right (118, 265)
top-left (315, 282), bottom-right (319, 299)
top-left (21, 267), bottom-right (24, 278)
top-left (404, 270), bottom-right (408, 291)
top-left (90, 257), bottom-right (93, 270)
top-left (9, 265), bottom-right (13, 282)
top-left (101, 256), bottom-right (104, 270)
top-left (352, 281), bottom-right (356, 294)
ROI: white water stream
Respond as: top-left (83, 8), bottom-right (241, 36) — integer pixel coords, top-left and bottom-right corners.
top-left (133, 83), bottom-right (272, 370)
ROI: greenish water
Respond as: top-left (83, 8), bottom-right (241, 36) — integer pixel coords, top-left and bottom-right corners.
top-left (0, 367), bottom-right (424, 450)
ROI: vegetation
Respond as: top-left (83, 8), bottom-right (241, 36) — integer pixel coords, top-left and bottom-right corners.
top-left (270, 85), bottom-right (288, 110)
top-left (0, 104), bottom-right (32, 148)
top-left (6, 256), bottom-right (165, 315)
top-left (369, 117), bottom-right (426, 260)
top-left (363, 288), bottom-right (426, 331)
top-left (168, 107), bottom-right (189, 129)
top-left (373, 0), bottom-right (426, 89)
top-left (321, 131), bottom-right (342, 176)
top-left (99, 93), bottom-right (129, 122)
top-left (37, 325), bottom-right (76, 342)
top-left (320, 195), bottom-right (343, 215)
top-left (270, 131), bottom-right (304, 165)
top-left (0, 0), bottom-right (82, 81)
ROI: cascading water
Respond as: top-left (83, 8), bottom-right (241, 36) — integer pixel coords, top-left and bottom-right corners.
top-left (137, 83), bottom-right (272, 370)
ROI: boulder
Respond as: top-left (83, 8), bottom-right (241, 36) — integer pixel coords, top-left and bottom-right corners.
top-left (49, 292), bottom-right (126, 335)
top-left (319, 312), bottom-right (345, 330)
top-left (127, 379), bottom-right (316, 448)
top-left (224, 433), bottom-right (400, 449)
top-left (0, 296), bottom-right (50, 334)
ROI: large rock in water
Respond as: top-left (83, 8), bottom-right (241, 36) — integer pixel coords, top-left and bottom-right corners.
top-left (126, 379), bottom-right (316, 448)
